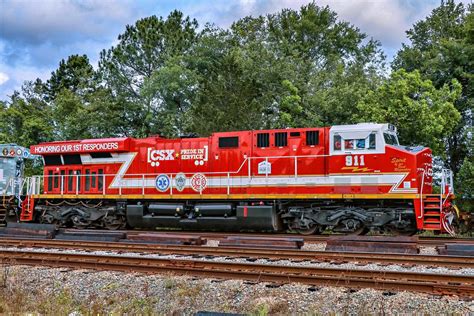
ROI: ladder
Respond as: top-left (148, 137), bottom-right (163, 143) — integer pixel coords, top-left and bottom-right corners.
top-left (422, 195), bottom-right (442, 230)
top-left (420, 169), bottom-right (455, 233)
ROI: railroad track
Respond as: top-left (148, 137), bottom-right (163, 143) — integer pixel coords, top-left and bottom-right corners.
top-left (131, 230), bottom-right (474, 247)
top-left (123, 230), bottom-right (474, 246)
top-left (0, 237), bottom-right (472, 269)
top-left (0, 248), bottom-right (472, 298)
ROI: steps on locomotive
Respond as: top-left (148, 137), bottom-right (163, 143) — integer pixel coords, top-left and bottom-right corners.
top-left (422, 195), bottom-right (442, 230)
top-left (0, 206), bottom-right (6, 225)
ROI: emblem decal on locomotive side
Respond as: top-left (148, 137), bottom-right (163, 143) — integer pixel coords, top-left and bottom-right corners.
top-left (147, 146), bottom-right (209, 167)
top-left (155, 174), bottom-right (170, 192)
top-left (174, 173), bottom-right (187, 191)
top-left (191, 173), bottom-right (207, 192)
top-left (258, 161), bottom-right (272, 174)
top-left (147, 148), bottom-right (175, 167)
top-left (181, 146), bottom-right (208, 166)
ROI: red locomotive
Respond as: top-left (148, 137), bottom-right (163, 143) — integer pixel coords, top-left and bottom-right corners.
top-left (20, 123), bottom-right (456, 234)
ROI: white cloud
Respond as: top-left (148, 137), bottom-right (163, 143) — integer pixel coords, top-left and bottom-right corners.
top-left (187, 0), bottom-right (443, 52)
top-left (0, 0), bottom-right (470, 101)
top-left (0, 62), bottom-right (51, 99)
top-left (0, 0), bottom-right (138, 45)
top-left (0, 72), bottom-right (9, 85)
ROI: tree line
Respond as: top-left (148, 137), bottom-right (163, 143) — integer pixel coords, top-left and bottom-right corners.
top-left (0, 1), bottom-right (472, 210)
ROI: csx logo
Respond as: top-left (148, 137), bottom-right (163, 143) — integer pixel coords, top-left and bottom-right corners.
top-left (147, 148), bottom-right (175, 167)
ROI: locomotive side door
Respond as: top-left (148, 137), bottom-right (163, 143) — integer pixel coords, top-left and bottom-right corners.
top-left (83, 166), bottom-right (104, 194)
top-left (65, 168), bottom-right (82, 194)
top-left (45, 168), bottom-right (61, 194)
top-left (212, 132), bottom-right (250, 195)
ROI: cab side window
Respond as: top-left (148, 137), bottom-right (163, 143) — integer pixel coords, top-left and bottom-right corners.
top-left (356, 139), bottom-right (366, 149)
top-left (345, 139), bottom-right (365, 150)
top-left (335, 133), bottom-right (377, 151)
top-left (369, 133), bottom-right (376, 149)
top-left (334, 135), bottom-right (342, 151)
top-left (344, 139), bottom-right (354, 149)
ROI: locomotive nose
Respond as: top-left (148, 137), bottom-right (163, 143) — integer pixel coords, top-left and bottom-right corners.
top-left (414, 147), bottom-right (433, 195)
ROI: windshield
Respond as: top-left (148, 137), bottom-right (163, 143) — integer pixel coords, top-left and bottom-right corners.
top-left (383, 133), bottom-right (399, 145)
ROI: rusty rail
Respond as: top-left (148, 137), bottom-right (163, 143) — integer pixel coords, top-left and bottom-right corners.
top-left (55, 229), bottom-right (474, 247)
top-left (122, 230), bottom-right (474, 246)
top-left (0, 249), bottom-right (472, 298)
top-left (0, 237), bottom-right (472, 268)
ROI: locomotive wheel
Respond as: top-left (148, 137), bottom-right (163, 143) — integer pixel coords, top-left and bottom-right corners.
top-left (5, 209), bottom-right (19, 224)
top-left (40, 211), bottom-right (57, 225)
top-left (103, 215), bottom-right (126, 230)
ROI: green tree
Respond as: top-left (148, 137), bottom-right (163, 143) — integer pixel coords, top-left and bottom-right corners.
top-left (42, 55), bottom-right (117, 140)
top-left (0, 82), bottom-right (53, 146)
top-left (185, 27), bottom-right (282, 135)
top-left (278, 80), bottom-right (303, 128)
top-left (260, 3), bottom-right (385, 127)
top-left (456, 157), bottom-right (474, 211)
top-left (356, 69), bottom-right (461, 156)
top-left (187, 3), bottom-right (384, 134)
top-left (393, 1), bottom-right (473, 174)
top-left (44, 54), bottom-right (96, 102)
top-left (141, 57), bottom-right (200, 137)
top-left (45, 55), bottom-right (93, 140)
top-left (98, 11), bottom-right (198, 137)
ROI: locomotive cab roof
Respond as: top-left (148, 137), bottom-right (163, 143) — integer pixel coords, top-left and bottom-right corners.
top-left (331, 123), bottom-right (396, 134)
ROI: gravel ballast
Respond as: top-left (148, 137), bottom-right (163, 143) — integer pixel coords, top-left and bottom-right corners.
top-left (0, 265), bottom-right (472, 315)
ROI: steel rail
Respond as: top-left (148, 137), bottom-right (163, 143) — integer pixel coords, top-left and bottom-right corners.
top-left (0, 237), bottom-right (472, 268)
top-left (0, 249), bottom-right (471, 298)
top-left (62, 229), bottom-right (474, 245)
top-left (122, 230), bottom-right (474, 246)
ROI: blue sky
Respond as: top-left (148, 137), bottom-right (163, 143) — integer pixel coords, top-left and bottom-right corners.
top-left (0, 0), bottom-right (469, 100)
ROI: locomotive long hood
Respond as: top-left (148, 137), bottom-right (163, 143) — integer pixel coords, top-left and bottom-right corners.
top-left (30, 138), bottom-right (131, 155)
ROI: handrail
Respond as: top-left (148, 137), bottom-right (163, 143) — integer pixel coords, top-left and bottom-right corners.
top-left (441, 169), bottom-right (454, 206)
top-left (25, 156), bottom-right (304, 197)
top-left (440, 169), bottom-right (445, 212)
top-left (26, 152), bottom-right (394, 197)
top-left (418, 169), bottom-right (425, 219)
top-left (1, 177), bottom-right (13, 207)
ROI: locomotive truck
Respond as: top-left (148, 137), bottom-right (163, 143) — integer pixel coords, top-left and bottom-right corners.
top-left (14, 123), bottom-right (457, 235)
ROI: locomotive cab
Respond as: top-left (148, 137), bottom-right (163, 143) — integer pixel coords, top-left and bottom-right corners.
top-left (0, 144), bottom-right (31, 196)
top-left (328, 123), bottom-right (433, 193)
top-left (0, 144), bottom-right (32, 223)
top-left (329, 123), bottom-right (399, 155)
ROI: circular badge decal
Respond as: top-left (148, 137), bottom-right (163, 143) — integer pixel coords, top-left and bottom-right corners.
top-left (174, 173), bottom-right (187, 192)
top-left (191, 173), bottom-right (207, 193)
top-left (155, 174), bottom-right (170, 192)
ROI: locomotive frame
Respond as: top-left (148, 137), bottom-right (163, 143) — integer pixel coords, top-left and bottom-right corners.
top-left (18, 123), bottom-right (457, 235)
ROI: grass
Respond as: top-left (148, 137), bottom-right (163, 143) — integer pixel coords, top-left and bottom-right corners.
top-left (0, 266), bottom-right (160, 315)
top-left (0, 265), bottom-right (468, 315)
